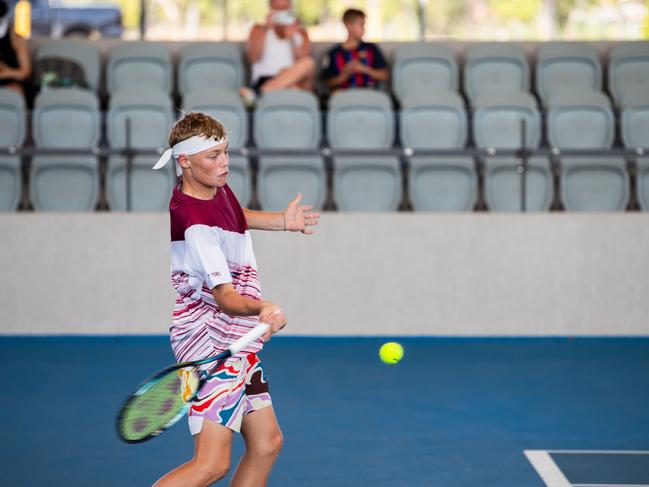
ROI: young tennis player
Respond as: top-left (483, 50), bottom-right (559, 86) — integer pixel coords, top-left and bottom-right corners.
top-left (151, 112), bottom-right (320, 486)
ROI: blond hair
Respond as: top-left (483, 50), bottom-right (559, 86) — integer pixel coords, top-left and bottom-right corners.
top-left (168, 112), bottom-right (227, 147)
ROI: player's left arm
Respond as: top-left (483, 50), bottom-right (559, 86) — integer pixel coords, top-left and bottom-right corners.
top-left (243, 193), bottom-right (320, 234)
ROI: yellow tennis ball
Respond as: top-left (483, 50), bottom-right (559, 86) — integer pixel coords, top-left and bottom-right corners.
top-left (379, 342), bottom-right (403, 364)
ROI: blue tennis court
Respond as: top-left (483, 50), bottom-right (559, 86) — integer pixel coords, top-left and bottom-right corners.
top-left (2, 336), bottom-right (648, 486)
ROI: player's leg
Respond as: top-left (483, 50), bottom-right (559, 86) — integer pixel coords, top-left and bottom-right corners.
top-left (229, 406), bottom-right (283, 487)
top-left (153, 419), bottom-right (233, 487)
top-left (260, 56), bottom-right (315, 93)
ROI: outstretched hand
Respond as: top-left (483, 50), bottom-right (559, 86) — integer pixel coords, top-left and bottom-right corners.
top-left (283, 193), bottom-right (320, 235)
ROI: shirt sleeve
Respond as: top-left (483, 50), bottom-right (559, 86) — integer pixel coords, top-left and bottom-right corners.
top-left (371, 44), bottom-right (387, 70)
top-left (184, 224), bottom-right (233, 290)
top-left (321, 48), bottom-right (339, 80)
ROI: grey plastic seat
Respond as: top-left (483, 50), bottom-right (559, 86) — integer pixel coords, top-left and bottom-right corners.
top-left (608, 44), bottom-right (649, 107)
top-left (30, 88), bottom-right (101, 211)
top-left (560, 156), bottom-right (629, 211)
top-left (473, 92), bottom-right (552, 211)
top-left (254, 90), bottom-right (324, 211)
top-left (536, 44), bottom-right (602, 107)
top-left (106, 89), bottom-right (175, 211)
top-left (637, 157), bottom-right (649, 211)
top-left (392, 44), bottom-right (458, 102)
top-left (400, 92), bottom-right (476, 211)
top-left (463, 44), bottom-right (530, 105)
top-left (328, 89), bottom-right (400, 211)
top-left (179, 43), bottom-right (243, 96)
top-left (620, 91), bottom-right (649, 150)
top-left (547, 90), bottom-right (614, 149)
top-left (183, 90), bottom-right (251, 206)
top-left (107, 43), bottom-right (172, 95)
top-left (35, 40), bottom-right (100, 91)
top-left (0, 89), bottom-right (26, 210)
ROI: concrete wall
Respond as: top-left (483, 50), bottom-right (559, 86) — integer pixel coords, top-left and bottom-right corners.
top-left (1, 213), bottom-right (648, 336)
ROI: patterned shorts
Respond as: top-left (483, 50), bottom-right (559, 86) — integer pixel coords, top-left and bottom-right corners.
top-left (184, 353), bottom-right (272, 435)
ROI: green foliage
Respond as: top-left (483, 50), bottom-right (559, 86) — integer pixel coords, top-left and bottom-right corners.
top-left (490, 0), bottom-right (542, 22)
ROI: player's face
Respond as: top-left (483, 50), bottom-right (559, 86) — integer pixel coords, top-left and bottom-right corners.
top-left (186, 142), bottom-right (229, 188)
top-left (346, 18), bottom-right (365, 39)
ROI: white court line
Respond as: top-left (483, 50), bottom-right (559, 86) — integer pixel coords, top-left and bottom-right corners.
top-left (524, 450), bottom-right (571, 487)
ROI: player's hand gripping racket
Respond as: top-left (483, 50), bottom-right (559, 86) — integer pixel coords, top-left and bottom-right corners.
top-left (116, 323), bottom-right (270, 443)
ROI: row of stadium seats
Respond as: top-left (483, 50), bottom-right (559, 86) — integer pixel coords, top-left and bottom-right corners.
top-left (31, 40), bottom-right (648, 107)
top-left (1, 86), bottom-right (648, 212)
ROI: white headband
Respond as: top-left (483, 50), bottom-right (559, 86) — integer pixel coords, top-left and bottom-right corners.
top-left (152, 135), bottom-right (227, 177)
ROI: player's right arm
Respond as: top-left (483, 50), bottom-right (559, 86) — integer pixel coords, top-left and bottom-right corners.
top-left (211, 283), bottom-right (286, 339)
top-left (246, 19), bottom-right (271, 63)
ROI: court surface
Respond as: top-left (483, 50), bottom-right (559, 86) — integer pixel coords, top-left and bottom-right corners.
top-left (1, 336), bottom-right (648, 486)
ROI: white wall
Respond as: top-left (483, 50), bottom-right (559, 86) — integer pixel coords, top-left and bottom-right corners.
top-left (1, 213), bottom-right (648, 336)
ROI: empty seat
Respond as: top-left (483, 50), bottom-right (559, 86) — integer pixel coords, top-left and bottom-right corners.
top-left (620, 91), bottom-right (649, 150)
top-left (392, 44), bottom-right (458, 102)
top-left (179, 43), bottom-right (243, 96)
top-left (328, 89), bottom-right (401, 211)
top-left (35, 40), bottom-right (101, 91)
top-left (608, 44), bottom-right (649, 107)
top-left (536, 44), bottom-right (602, 106)
top-left (547, 90), bottom-right (614, 149)
top-left (463, 44), bottom-right (530, 105)
top-left (254, 89), bottom-right (325, 211)
top-left (30, 88), bottom-right (100, 211)
top-left (107, 43), bottom-right (172, 95)
top-left (637, 157), bottom-right (649, 211)
top-left (400, 92), bottom-right (476, 211)
top-left (547, 91), bottom-right (628, 211)
top-left (106, 90), bottom-right (175, 211)
top-left (473, 92), bottom-right (552, 211)
top-left (183, 89), bottom-right (251, 206)
top-left (0, 89), bottom-right (26, 210)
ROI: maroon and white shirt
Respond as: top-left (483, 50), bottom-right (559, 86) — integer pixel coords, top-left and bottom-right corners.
top-left (168, 184), bottom-right (263, 361)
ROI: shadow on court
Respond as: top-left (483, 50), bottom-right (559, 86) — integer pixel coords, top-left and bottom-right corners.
top-left (1, 336), bottom-right (648, 486)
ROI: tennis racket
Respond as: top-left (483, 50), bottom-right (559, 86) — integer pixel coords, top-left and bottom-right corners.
top-left (116, 322), bottom-right (270, 443)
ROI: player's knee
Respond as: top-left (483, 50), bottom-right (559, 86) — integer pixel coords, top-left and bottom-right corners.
top-left (253, 430), bottom-right (283, 459)
top-left (298, 56), bottom-right (315, 72)
top-left (194, 458), bottom-right (229, 484)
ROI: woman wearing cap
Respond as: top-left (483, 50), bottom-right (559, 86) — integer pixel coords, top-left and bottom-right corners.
top-left (0, 0), bottom-right (31, 95)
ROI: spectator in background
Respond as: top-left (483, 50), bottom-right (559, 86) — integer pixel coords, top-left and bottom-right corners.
top-left (322, 8), bottom-right (388, 91)
top-left (240, 0), bottom-right (315, 106)
top-left (0, 0), bottom-right (31, 96)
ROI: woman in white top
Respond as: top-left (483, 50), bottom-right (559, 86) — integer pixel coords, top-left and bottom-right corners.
top-left (241, 0), bottom-right (314, 103)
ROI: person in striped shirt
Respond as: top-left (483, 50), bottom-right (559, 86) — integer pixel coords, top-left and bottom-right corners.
top-left (321, 8), bottom-right (389, 91)
top-left (152, 112), bottom-right (320, 486)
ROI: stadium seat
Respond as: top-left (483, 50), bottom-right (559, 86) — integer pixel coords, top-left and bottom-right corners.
top-left (536, 43), bottom-right (602, 107)
top-left (620, 91), bottom-right (649, 150)
top-left (30, 88), bottom-right (101, 211)
top-left (546, 90), bottom-right (627, 211)
top-left (0, 89), bottom-right (26, 211)
top-left (608, 44), bottom-right (649, 107)
top-left (546, 90), bottom-right (614, 149)
top-left (463, 44), bottom-right (530, 105)
top-left (392, 44), bottom-right (458, 102)
top-left (472, 92), bottom-right (552, 211)
top-left (560, 156), bottom-right (629, 211)
top-left (254, 89), bottom-right (325, 211)
top-left (183, 89), bottom-right (251, 206)
top-left (328, 89), bottom-right (401, 211)
top-left (400, 92), bottom-right (476, 211)
top-left (106, 90), bottom-right (175, 211)
top-left (35, 40), bottom-right (101, 91)
top-left (472, 92), bottom-right (541, 149)
top-left (637, 157), bottom-right (649, 211)
top-left (178, 43), bottom-right (243, 96)
top-left (107, 43), bottom-right (172, 95)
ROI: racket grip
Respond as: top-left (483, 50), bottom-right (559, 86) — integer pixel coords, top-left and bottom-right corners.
top-left (228, 323), bottom-right (270, 355)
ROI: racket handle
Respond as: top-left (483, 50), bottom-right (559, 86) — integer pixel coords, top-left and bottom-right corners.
top-left (228, 323), bottom-right (270, 355)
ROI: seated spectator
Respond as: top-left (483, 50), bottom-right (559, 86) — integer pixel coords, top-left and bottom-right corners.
top-left (241, 0), bottom-right (314, 105)
top-left (0, 0), bottom-right (31, 95)
top-left (321, 8), bottom-right (388, 91)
